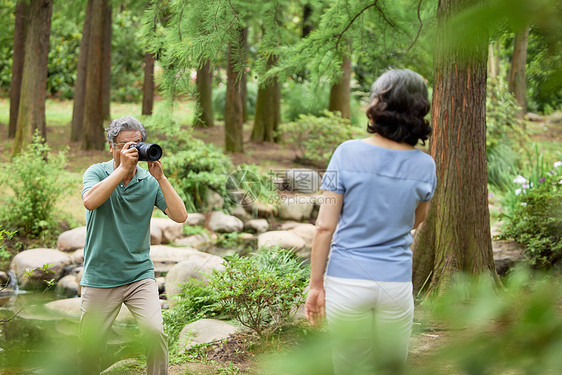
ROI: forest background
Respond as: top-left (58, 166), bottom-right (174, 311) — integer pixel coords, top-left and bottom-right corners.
top-left (0, 0), bottom-right (561, 374)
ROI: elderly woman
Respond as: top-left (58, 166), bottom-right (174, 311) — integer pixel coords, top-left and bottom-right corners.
top-left (305, 69), bottom-right (436, 374)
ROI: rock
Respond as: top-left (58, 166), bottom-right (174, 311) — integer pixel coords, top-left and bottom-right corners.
top-left (178, 319), bottom-right (238, 353)
top-left (285, 169), bottom-right (321, 193)
top-left (208, 211), bottom-right (244, 233)
top-left (206, 189), bottom-right (225, 210)
top-left (244, 219), bottom-right (269, 233)
top-left (493, 240), bottom-right (526, 276)
top-left (257, 231), bottom-right (306, 251)
top-left (150, 245), bottom-right (201, 264)
top-left (290, 224), bottom-right (316, 248)
top-left (55, 274), bottom-right (80, 298)
top-left (57, 226), bottom-right (87, 252)
top-left (156, 277), bottom-right (166, 294)
top-left (277, 195), bottom-right (315, 221)
top-left (185, 213), bottom-right (206, 226)
top-left (230, 205), bottom-right (252, 222)
top-left (44, 298), bottom-right (134, 324)
top-left (164, 253), bottom-right (225, 300)
top-left (151, 217), bottom-right (184, 244)
top-left (71, 248), bottom-right (84, 264)
top-left (10, 249), bottom-right (71, 289)
top-left (151, 225), bottom-right (163, 245)
top-left (280, 221), bottom-right (300, 231)
top-left (244, 201), bottom-right (276, 218)
top-left (546, 111), bottom-right (562, 124)
top-left (0, 271), bottom-right (8, 285)
top-left (525, 112), bottom-right (544, 122)
top-left (175, 233), bottom-right (211, 249)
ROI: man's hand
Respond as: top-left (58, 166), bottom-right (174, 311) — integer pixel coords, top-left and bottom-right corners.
top-left (120, 141), bottom-right (139, 173)
top-left (305, 285), bottom-right (326, 328)
top-left (147, 160), bottom-right (164, 181)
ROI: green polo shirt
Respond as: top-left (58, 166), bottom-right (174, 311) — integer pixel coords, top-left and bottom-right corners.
top-left (81, 160), bottom-right (167, 288)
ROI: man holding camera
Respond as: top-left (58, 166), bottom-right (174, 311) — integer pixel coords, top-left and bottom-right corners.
top-left (79, 116), bottom-right (187, 375)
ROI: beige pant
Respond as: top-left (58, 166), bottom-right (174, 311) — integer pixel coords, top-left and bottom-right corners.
top-left (79, 278), bottom-right (168, 375)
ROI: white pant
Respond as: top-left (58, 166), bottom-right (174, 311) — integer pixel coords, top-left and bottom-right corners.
top-left (325, 276), bottom-right (414, 375)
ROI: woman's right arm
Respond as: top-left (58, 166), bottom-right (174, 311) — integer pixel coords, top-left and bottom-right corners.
top-left (305, 191), bottom-right (343, 327)
top-left (413, 201), bottom-right (430, 229)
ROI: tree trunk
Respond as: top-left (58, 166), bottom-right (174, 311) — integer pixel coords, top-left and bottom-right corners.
top-left (71, 0), bottom-right (93, 142)
top-left (240, 27), bottom-right (249, 122)
top-left (224, 31), bottom-right (244, 153)
top-left (82, 0), bottom-right (106, 150)
top-left (251, 54), bottom-right (281, 142)
top-left (328, 46), bottom-right (352, 120)
top-left (12, 0), bottom-right (52, 155)
top-left (8, 0), bottom-right (29, 139)
top-left (412, 0), bottom-right (499, 294)
top-left (487, 42), bottom-right (498, 78)
top-left (508, 25), bottom-right (529, 118)
top-left (101, 1), bottom-right (112, 121)
top-left (193, 60), bottom-right (214, 127)
top-left (142, 52), bottom-right (155, 115)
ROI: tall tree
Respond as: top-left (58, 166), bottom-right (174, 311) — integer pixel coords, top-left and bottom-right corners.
top-left (328, 42), bottom-right (352, 119)
top-left (12, 0), bottom-right (53, 155)
top-left (82, 0), bottom-right (107, 150)
top-left (251, 54), bottom-right (281, 142)
top-left (142, 52), bottom-right (156, 116)
top-left (412, 0), bottom-right (498, 293)
top-left (508, 25), bottom-right (529, 118)
top-left (71, 0), bottom-right (93, 142)
top-left (224, 30), bottom-right (245, 153)
top-left (240, 27), bottom-right (249, 122)
top-left (101, 1), bottom-right (112, 121)
top-left (193, 60), bottom-right (214, 127)
top-left (8, 0), bottom-right (29, 139)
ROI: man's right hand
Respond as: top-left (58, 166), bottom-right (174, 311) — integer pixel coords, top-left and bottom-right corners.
top-left (119, 141), bottom-right (139, 173)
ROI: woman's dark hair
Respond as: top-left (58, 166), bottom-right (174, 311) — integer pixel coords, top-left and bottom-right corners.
top-left (366, 69), bottom-right (432, 146)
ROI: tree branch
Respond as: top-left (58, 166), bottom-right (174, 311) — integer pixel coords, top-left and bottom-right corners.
top-left (407, 0), bottom-right (424, 51)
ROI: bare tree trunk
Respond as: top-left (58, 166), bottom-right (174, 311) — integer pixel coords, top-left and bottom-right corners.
top-left (12, 0), bottom-right (52, 155)
top-left (142, 52), bottom-right (155, 115)
top-left (240, 27), bottom-right (249, 122)
top-left (224, 30), bottom-right (244, 153)
top-left (251, 54), bottom-right (280, 142)
top-left (193, 60), bottom-right (214, 127)
top-left (82, 0), bottom-right (106, 150)
top-left (71, 0), bottom-right (93, 142)
top-left (8, 0), bottom-right (29, 139)
top-left (508, 25), bottom-right (529, 118)
top-left (328, 45), bottom-right (352, 119)
top-left (412, 0), bottom-right (499, 294)
top-left (487, 43), bottom-right (497, 78)
top-left (101, 1), bottom-right (112, 121)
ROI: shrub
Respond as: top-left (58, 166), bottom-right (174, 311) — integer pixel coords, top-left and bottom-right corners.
top-left (225, 163), bottom-right (278, 207)
top-left (0, 132), bottom-right (69, 238)
top-left (163, 138), bottom-right (233, 212)
top-left (281, 111), bottom-right (353, 168)
top-left (208, 247), bottom-right (309, 339)
top-left (500, 160), bottom-right (562, 267)
top-left (281, 80), bottom-right (330, 122)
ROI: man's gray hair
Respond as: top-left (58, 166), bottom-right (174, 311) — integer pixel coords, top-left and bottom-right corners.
top-left (106, 116), bottom-right (147, 146)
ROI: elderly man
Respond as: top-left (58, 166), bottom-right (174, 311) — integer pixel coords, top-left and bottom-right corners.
top-left (79, 116), bottom-right (187, 375)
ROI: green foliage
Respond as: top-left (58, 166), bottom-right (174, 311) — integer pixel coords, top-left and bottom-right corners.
top-left (281, 80), bottom-right (330, 122)
top-left (162, 137), bottom-right (233, 212)
top-left (0, 132), bottom-right (69, 238)
top-left (281, 111), bottom-right (353, 167)
top-left (226, 163), bottom-right (278, 207)
top-left (500, 158), bottom-right (562, 267)
top-left (0, 226), bottom-right (14, 261)
top-left (486, 76), bottom-right (522, 191)
top-left (182, 225), bottom-right (209, 237)
top-left (209, 247), bottom-right (309, 339)
top-left (212, 80), bottom-right (258, 121)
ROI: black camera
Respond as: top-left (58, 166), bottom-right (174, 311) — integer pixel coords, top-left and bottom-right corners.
top-left (129, 142), bottom-right (163, 161)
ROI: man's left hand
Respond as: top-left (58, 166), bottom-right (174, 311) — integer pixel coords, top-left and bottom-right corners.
top-left (147, 160), bottom-right (165, 181)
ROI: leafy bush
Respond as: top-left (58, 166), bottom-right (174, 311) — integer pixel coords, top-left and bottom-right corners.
top-left (0, 133), bottom-right (69, 238)
top-left (281, 80), bottom-right (330, 122)
top-left (0, 226), bottom-right (14, 261)
top-left (208, 247), bottom-right (309, 339)
top-left (281, 111), bottom-right (353, 167)
top-left (163, 138), bottom-right (233, 212)
top-left (500, 160), bottom-right (562, 267)
top-left (225, 163), bottom-right (278, 207)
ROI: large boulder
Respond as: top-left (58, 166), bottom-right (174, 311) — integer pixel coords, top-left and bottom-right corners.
top-left (185, 213), bottom-right (206, 226)
top-left (290, 223), bottom-right (316, 249)
top-left (285, 169), bottom-right (321, 193)
top-left (151, 218), bottom-right (184, 244)
top-left (205, 189), bottom-right (225, 211)
top-left (165, 252), bottom-right (225, 300)
top-left (55, 274), bottom-right (80, 298)
top-left (244, 219), bottom-right (269, 234)
top-left (276, 196), bottom-right (315, 221)
top-left (230, 205), bottom-right (252, 222)
top-left (175, 233), bottom-right (211, 249)
top-left (208, 211), bottom-right (244, 233)
top-left (71, 248), bottom-right (84, 264)
top-left (150, 245), bottom-right (203, 275)
top-left (244, 201), bottom-right (276, 218)
top-left (178, 319), bottom-right (238, 353)
top-left (57, 226), bottom-right (87, 252)
top-left (10, 249), bottom-right (71, 289)
top-left (257, 231), bottom-right (305, 251)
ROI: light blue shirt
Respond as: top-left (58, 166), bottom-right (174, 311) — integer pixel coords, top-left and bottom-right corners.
top-left (322, 139), bottom-right (436, 282)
